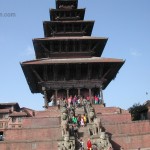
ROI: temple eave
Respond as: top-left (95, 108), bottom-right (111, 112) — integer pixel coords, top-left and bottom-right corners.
top-left (21, 57), bottom-right (125, 65)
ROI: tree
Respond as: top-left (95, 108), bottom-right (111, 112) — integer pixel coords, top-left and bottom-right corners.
top-left (128, 103), bottom-right (148, 121)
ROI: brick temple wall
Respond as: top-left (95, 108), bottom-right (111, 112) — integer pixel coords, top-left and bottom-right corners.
top-left (0, 140), bottom-right (58, 150)
top-left (111, 133), bottom-right (150, 150)
top-left (93, 106), bottom-right (150, 149)
top-left (103, 120), bottom-right (150, 135)
top-left (0, 107), bottom-right (62, 150)
top-left (22, 117), bottom-right (60, 128)
top-left (0, 106), bottom-right (150, 150)
top-left (97, 113), bottom-right (131, 124)
top-left (5, 127), bottom-right (61, 141)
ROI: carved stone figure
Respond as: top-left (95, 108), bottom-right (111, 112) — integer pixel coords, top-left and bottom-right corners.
top-left (61, 106), bottom-right (68, 114)
top-left (89, 111), bottom-right (95, 122)
top-left (86, 101), bottom-right (92, 109)
top-left (88, 106), bottom-right (95, 123)
top-left (89, 121), bottom-right (100, 136)
top-left (83, 98), bottom-right (87, 105)
top-left (94, 132), bottom-right (112, 150)
top-left (63, 135), bottom-right (75, 150)
top-left (93, 118), bottom-right (102, 135)
top-left (58, 142), bottom-right (66, 150)
top-left (69, 110), bottom-right (74, 123)
top-left (90, 123), bottom-right (97, 135)
top-left (61, 112), bottom-right (68, 121)
top-left (61, 120), bottom-right (69, 136)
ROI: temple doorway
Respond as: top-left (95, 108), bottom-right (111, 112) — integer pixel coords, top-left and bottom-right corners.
top-left (80, 88), bottom-right (89, 98)
top-left (69, 88), bottom-right (78, 97)
top-left (92, 88), bottom-right (100, 96)
top-left (58, 89), bottom-right (67, 99)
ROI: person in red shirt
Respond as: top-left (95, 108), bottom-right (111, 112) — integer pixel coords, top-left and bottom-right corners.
top-left (87, 138), bottom-right (92, 150)
top-left (87, 96), bottom-right (90, 100)
top-left (94, 95), bottom-right (99, 104)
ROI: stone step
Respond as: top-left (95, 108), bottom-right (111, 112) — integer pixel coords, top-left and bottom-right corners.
top-left (75, 107), bottom-right (85, 116)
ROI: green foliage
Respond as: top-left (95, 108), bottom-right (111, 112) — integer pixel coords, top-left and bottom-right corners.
top-left (128, 103), bottom-right (148, 121)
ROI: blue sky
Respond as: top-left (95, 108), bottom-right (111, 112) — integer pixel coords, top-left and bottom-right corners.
top-left (0, 0), bottom-right (150, 110)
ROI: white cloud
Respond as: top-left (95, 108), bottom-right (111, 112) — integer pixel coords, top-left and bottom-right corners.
top-left (130, 49), bottom-right (141, 57)
top-left (25, 46), bottom-right (34, 56)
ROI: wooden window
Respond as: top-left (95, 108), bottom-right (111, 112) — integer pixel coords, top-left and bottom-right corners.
top-left (0, 123), bottom-right (3, 128)
top-left (12, 117), bottom-right (16, 123)
top-left (18, 125), bottom-right (22, 128)
top-left (5, 123), bottom-right (8, 128)
top-left (0, 114), bottom-right (3, 119)
top-left (4, 114), bottom-right (9, 119)
top-left (18, 117), bottom-right (22, 122)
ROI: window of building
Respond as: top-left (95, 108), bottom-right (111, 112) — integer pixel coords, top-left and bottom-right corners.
top-left (0, 114), bottom-right (3, 119)
top-left (18, 125), bottom-right (22, 128)
top-left (12, 117), bottom-right (16, 123)
top-left (0, 132), bottom-right (4, 141)
top-left (18, 117), bottom-right (22, 122)
top-left (0, 123), bottom-right (3, 128)
top-left (4, 114), bottom-right (9, 119)
top-left (5, 123), bottom-right (8, 128)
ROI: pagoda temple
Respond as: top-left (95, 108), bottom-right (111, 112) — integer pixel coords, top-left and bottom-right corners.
top-left (21, 0), bottom-right (124, 108)
top-left (0, 1), bottom-right (150, 150)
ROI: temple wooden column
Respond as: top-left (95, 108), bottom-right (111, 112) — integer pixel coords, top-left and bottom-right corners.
top-left (100, 85), bottom-right (104, 104)
top-left (42, 87), bottom-right (48, 109)
top-left (78, 88), bottom-right (80, 96)
top-left (89, 88), bottom-right (92, 103)
top-left (67, 89), bottom-right (69, 99)
top-left (55, 89), bottom-right (58, 105)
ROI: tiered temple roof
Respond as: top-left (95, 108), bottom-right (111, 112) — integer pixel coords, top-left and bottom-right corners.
top-left (21, 0), bottom-right (125, 107)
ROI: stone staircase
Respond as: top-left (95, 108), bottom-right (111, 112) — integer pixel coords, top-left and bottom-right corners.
top-left (75, 107), bottom-right (86, 116)
top-left (1, 105), bottom-right (149, 150)
top-left (93, 105), bottom-right (150, 150)
top-left (0, 106), bottom-right (62, 150)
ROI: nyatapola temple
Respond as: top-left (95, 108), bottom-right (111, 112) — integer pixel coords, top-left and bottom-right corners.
top-left (0, 0), bottom-right (150, 149)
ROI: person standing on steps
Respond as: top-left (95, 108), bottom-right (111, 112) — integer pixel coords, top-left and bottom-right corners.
top-left (57, 98), bottom-right (60, 109)
top-left (73, 95), bottom-right (77, 107)
top-left (70, 125), bottom-right (74, 136)
top-left (72, 116), bottom-right (77, 124)
top-left (87, 138), bottom-right (92, 150)
top-left (67, 95), bottom-right (72, 108)
top-left (80, 115), bottom-right (85, 127)
top-left (77, 96), bottom-right (81, 107)
top-left (77, 114), bottom-right (81, 127)
top-left (74, 124), bottom-right (78, 138)
top-left (94, 95), bottom-right (99, 104)
top-left (79, 138), bottom-right (84, 150)
top-left (83, 114), bottom-right (87, 126)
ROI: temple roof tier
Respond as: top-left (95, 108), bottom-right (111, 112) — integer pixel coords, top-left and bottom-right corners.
top-left (56, 0), bottom-right (78, 9)
top-left (21, 57), bottom-right (125, 93)
top-left (33, 36), bottom-right (108, 59)
top-left (9, 111), bottom-right (27, 117)
top-left (50, 8), bottom-right (85, 21)
top-left (43, 21), bottom-right (94, 37)
top-left (22, 57), bottom-right (124, 65)
top-left (0, 103), bottom-right (20, 110)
